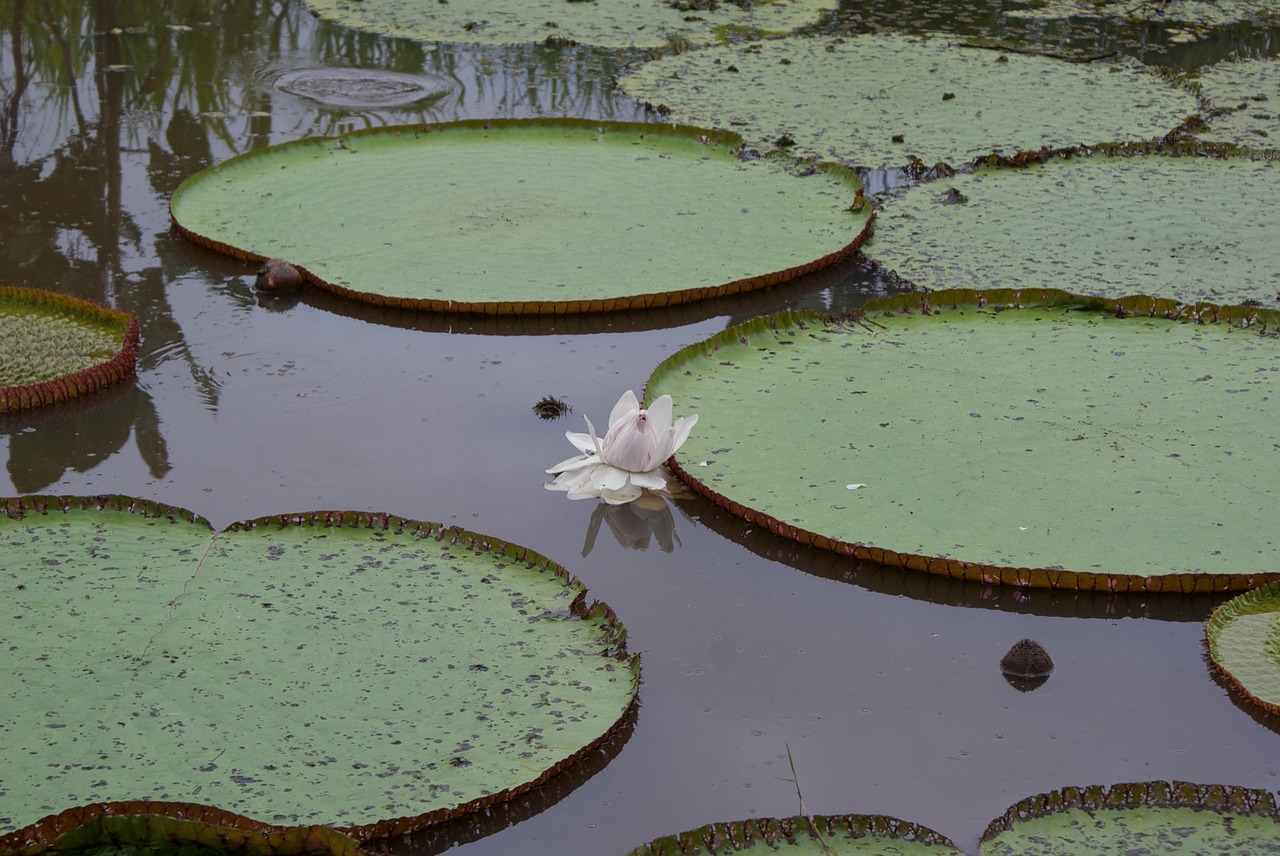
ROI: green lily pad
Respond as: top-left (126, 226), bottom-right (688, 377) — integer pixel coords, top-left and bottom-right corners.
top-left (646, 289), bottom-right (1280, 591)
top-left (866, 154), bottom-right (1280, 307)
top-left (169, 119), bottom-right (869, 314)
top-left (300, 0), bottom-right (835, 49)
top-left (0, 287), bottom-right (140, 412)
top-left (1005, 0), bottom-right (1280, 28)
top-left (1206, 582), bottom-right (1280, 717)
top-left (625, 814), bottom-right (960, 855)
top-left (1, 807), bottom-right (361, 856)
top-left (0, 496), bottom-right (637, 839)
top-left (1194, 56), bottom-right (1280, 152)
top-left (980, 780), bottom-right (1280, 854)
top-left (617, 33), bottom-right (1197, 169)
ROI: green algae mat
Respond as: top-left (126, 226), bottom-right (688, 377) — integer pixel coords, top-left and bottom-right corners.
top-left (647, 290), bottom-right (1280, 591)
top-left (625, 815), bottom-right (960, 855)
top-left (866, 154), bottom-right (1280, 308)
top-left (0, 496), bottom-right (637, 841)
top-left (0, 287), bottom-right (139, 412)
top-left (169, 120), bottom-right (869, 314)
top-left (1207, 582), bottom-right (1280, 718)
top-left (300, 0), bottom-right (835, 49)
top-left (617, 33), bottom-right (1196, 169)
top-left (980, 781), bottom-right (1280, 854)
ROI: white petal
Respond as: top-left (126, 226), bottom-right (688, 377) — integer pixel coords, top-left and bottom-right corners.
top-left (600, 479), bottom-right (643, 504)
top-left (582, 414), bottom-right (606, 458)
top-left (564, 430), bottom-right (595, 454)
top-left (607, 390), bottom-right (642, 429)
top-left (546, 452), bottom-right (601, 475)
top-left (645, 394), bottom-right (674, 435)
top-left (669, 413), bottom-right (698, 455)
top-left (629, 468), bottom-right (668, 490)
top-left (594, 463), bottom-right (631, 491)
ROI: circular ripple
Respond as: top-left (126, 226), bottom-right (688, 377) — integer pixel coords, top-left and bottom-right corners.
top-left (274, 68), bottom-right (453, 108)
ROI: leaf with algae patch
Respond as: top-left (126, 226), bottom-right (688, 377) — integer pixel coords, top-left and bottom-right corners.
top-left (1207, 582), bottom-right (1280, 717)
top-left (169, 119), bottom-right (870, 315)
top-left (625, 814), bottom-right (960, 855)
top-left (0, 287), bottom-right (140, 412)
top-left (617, 33), bottom-right (1197, 169)
top-left (981, 780), bottom-right (1280, 854)
top-left (0, 495), bottom-right (638, 841)
top-left (646, 289), bottom-right (1280, 592)
top-left (299, 0), bottom-right (835, 49)
top-left (866, 154), bottom-right (1280, 308)
top-left (1193, 55), bottom-right (1280, 153)
top-left (1004, 0), bottom-right (1280, 27)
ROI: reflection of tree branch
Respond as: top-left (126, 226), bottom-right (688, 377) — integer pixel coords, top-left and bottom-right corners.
top-left (2, 0), bottom-right (31, 157)
top-left (42, 0), bottom-right (87, 136)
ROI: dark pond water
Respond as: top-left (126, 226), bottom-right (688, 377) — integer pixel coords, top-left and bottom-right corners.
top-left (3, 1), bottom-right (1280, 853)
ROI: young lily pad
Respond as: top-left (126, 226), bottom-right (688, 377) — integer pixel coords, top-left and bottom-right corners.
top-left (625, 814), bottom-right (960, 855)
top-left (0, 495), bottom-right (637, 839)
top-left (2, 806), bottom-right (361, 856)
top-left (646, 289), bottom-right (1280, 591)
top-left (981, 780), bottom-right (1280, 854)
top-left (1194, 56), bottom-right (1280, 152)
top-left (866, 154), bottom-right (1280, 307)
top-left (1206, 582), bottom-right (1280, 717)
top-left (169, 119), bottom-right (869, 314)
top-left (300, 0), bottom-right (835, 49)
top-left (0, 287), bottom-right (140, 412)
top-left (617, 33), bottom-right (1197, 168)
top-left (1005, 0), bottom-right (1280, 28)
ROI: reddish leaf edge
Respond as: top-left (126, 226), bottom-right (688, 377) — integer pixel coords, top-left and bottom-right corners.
top-left (0, 494), bottom-right (639, 850)
top-left (1205, 581), bottom-right (1280, 719)
top-left (167, 118), bottom-right (873, 316)
top-left (625, 813), bottom-right (958, 855)
top-left (980, 780), bottom-right (1280, 845)
top-left (653, 287), bottom-right (1280, 593)
top-left (0, 287), bottom-right (140, 413)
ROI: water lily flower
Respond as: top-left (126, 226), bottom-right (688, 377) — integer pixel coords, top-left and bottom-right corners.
top-left (546, 390), bottom-right (698, 505)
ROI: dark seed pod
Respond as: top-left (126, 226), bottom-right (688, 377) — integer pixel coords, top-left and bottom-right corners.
top-left (254, 258), bottom-right (304, 291)
top-left (1001, 639), bottom-right (1054, 692)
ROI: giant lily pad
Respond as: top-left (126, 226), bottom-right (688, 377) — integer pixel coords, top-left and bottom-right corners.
top-left (646, 289), bottom-right (1280, 591)
top-left (1, 806), bottom-right (362, 856)
top-left (625, 814), bottom-right (960, 855)
top-left (1206, 582), bottom-right (1280, 717)
top-left (980, 780), bottom-right (1280, 854)
top-left (1005, 0), bottom-right (1280, 28)
top-left (169, 120), bottom-right (869, 314)
top-left (300, 0), bottom-right (836, 50)
top-left (1194, 56), bottom-right (1280, 152)
top-left (0, 287), bottom-right (140, 412)
top-left (0, 496), bottom-right (637, 839)
top-left (866, 154), bottom-right (1280, 307)
top-left (617, 33), bottom-right (1197, 168)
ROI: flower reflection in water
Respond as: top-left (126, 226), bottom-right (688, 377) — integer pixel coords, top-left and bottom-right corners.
top-left (545, 390), bottom-right (698, 505)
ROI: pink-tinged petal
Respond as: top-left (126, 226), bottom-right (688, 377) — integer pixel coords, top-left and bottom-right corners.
top-left (645, 394), bottom-right (674, 435)
top-left (607, 389), bottom-right (642, 429)
top-left (601, 409), bottom-right (662, 472)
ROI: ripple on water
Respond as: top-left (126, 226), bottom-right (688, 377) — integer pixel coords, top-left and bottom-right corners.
top-left (273, 67), bottom-right (455, 108)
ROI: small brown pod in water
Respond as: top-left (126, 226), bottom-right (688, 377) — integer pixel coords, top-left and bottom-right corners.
top-left (254, 258), bottom-right (303, 291)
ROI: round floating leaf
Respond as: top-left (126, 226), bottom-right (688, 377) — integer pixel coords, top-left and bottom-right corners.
top-left (617, 34), bottom-right (1196, 168)
top-left (0, 496), bottom-right (637, 839)
top-left (866, 154), bottom-right (1280, 307)
top-left (2, 806), bottom-right (360, 856)
top-left (1005, 0), bottom-right (1280, 27)
top-left (647, 289), bottom-right (1280, 591)
top-left (1194, 56), bottom-right (1280, 152)
top-left (299, 0), bottom-right (835, 49)
top-left (1206, 582), bottom-right (1280, 717)
top-left (625, 814), bottom-right (960, 855)
top-left (0, 287), bottom-right (140, 412)
top-left (981, 780), bottom-right (1280, 854)
top-left (169, 119), bottom-right (869, 314)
